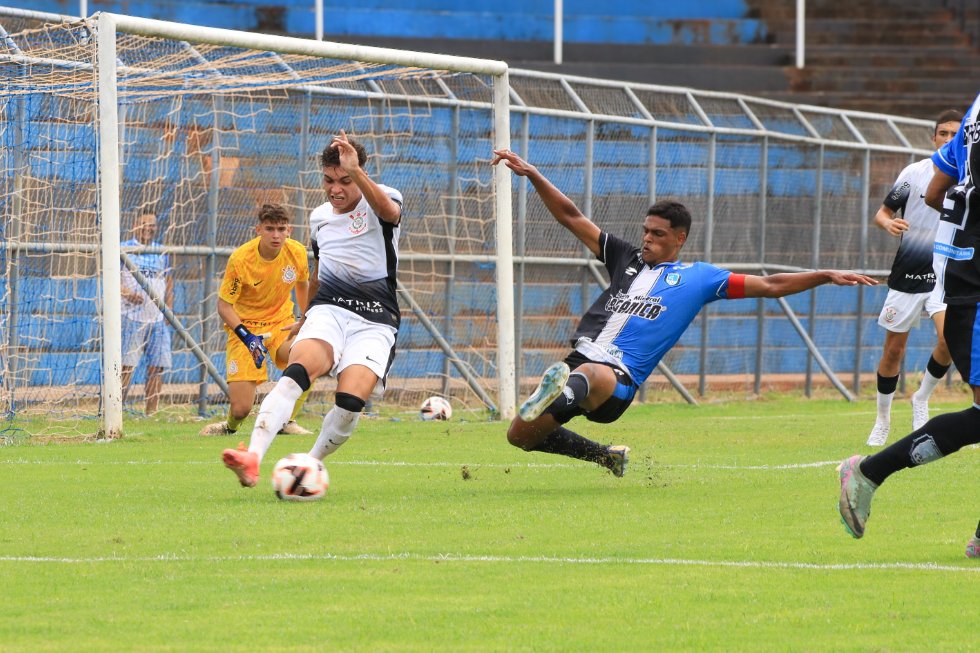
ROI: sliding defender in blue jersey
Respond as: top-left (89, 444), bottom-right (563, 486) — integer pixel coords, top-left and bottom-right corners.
top-left (836, 91), bottom-right (980, 558)
top-left (491, 149), bottom-right (876, 478)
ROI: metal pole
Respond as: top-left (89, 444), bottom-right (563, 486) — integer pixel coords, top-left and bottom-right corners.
top-left (198, 96), bottom-right (222, 415)
top-left (582, 120), bottom-right (595, 323)
top-left (699, 134), bottom-right (716, 397)
top-left (755, 136), bottom-right (768, 395)
top-left (315, 0), bottom-right (323, 41)
top-left (806, 144), bottom-right (825, 397)
top-left (553, 0), bottom-right (563, 65)
top-left (442, 107), bottom-right (460, 396)
top-left (796, 0), bottom-right (805, 69)
top-left (515, 114), bottom-right (530, 395)
top-left (854, 149), bottom-right (870, 394)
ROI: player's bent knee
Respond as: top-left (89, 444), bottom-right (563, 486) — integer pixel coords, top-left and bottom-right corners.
top-left (283, 363), bottom-right (312, 392)
top-left (506, 421), bottom-right (537, 450)
top-left (230, 404), bottom-right (252, 421)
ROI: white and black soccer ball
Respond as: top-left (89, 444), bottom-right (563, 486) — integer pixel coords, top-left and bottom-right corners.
top-left (271, 453), bottom-right (329, 502)
top-left (419, 396), bottom-right (453, 421)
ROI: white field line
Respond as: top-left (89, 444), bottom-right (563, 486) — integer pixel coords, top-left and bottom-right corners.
top-left (0, 458), bottom-right (841, 470)
top-left (0, 551), bottom-right (977, 574)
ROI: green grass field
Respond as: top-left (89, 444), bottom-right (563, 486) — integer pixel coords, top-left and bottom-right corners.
top-left (1, 397), bottom-right (977, 652)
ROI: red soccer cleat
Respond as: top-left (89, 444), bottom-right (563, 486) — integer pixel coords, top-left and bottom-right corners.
top-left (222, 442), bottom-right (259, 488)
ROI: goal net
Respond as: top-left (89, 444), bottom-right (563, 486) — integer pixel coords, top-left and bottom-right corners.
top-left (0, 11), bottom-right (513, 439)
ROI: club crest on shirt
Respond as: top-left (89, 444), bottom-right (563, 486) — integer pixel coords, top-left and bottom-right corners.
top-left (665, 273), bottom-right (680, 286)
top-left (883, 306), bottom-right (897, 323)
top-left (282, 265), bottom-right (297, 284)
top-left (348, 210), bottom-right (368, 235)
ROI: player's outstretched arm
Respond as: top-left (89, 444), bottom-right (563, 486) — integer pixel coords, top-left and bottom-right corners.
top-left (741, 270), bottom-right (877, 299)
top-left (491, 148), bottom-right (601, 256)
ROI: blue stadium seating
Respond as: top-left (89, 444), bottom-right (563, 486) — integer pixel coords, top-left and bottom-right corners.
top-left (14, 0), bottom-right (762, 45)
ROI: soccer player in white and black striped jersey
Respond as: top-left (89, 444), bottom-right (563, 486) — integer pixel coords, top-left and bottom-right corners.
top-left (866, 109), bottom-right (962, 447)
top-left (222, 131), bottom-right (403, 488)
top-left (491, 149), bottom-right (876, 478)
top-left (837, 93), bottom-right (980, 557)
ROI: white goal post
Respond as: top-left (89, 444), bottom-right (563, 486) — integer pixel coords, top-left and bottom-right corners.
top-left (92, 13), bottom-right (516, 437)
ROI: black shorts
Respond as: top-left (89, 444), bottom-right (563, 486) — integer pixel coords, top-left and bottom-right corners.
top-left (944, 303), bottom-right (980, 386)
top-left (549, 350), bottom-right (639, 425)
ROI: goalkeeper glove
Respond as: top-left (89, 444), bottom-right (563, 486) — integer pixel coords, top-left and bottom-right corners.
top-left (234, 324), bottom-right (268, 368)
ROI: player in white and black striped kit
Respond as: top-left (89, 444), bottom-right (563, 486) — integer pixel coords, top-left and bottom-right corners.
top-left (866, 110), bottom-right (962, 447)
top-left (492, 149), bottom-right (876, 478)
top-left (222, 131), bottom-right (402, 488)
top-left (837, 94), bottom-right (980, 557)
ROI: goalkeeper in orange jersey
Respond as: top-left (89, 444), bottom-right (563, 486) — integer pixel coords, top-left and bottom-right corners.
top-left (200, 203), bottom-right (313, 436)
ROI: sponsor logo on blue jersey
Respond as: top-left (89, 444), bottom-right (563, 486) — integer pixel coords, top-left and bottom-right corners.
top-left (934, 241), bottom-right (975, 260)
top-left (604, 291), bottom-right (666, 320)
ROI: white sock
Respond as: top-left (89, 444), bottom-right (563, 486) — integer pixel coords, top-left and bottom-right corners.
top-left (308, 405), bottom-right (361, 459)
top-left (248, 377), bottom-right (304, 462)
top-left (876, 391), bottom-right (894, 423)
top-left (913, 370), bottom-right (943, 402)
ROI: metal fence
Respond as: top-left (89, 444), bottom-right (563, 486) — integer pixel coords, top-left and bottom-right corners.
top-left (0, 7), bottom-right (943, 436)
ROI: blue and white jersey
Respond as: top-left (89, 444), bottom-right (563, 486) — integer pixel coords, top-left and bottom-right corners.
top-left (571, 231), bottom-right (739, 385)
top-left (120, 238), bottom-right (169, 323)
top-left (931, 91), bottom-right (980, 304)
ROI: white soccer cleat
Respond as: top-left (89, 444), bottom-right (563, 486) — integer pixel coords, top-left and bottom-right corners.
top-left (200, 421), bottom-right (236, 436)
top-left (519, 362), bottom-right (570, 422)
top-left (866, 420), bottom-right (889, 447)
top-left (911, 398), bottom-right (929, 431)
top-left (279, 420), bottom-right (313, 435)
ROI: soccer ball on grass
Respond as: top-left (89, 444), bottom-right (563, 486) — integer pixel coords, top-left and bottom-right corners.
top-left (419, 396), bottom-right (452, 421)
top-left (271, 453), bottom-right (329, 502)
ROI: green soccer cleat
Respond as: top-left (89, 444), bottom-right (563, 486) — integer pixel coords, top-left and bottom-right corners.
top-left (519, 362), bottom-right (570, 422)
top-left (837, 455), bottom-right (878, 539)
top-left (966, 536), bottom-right (980, 559)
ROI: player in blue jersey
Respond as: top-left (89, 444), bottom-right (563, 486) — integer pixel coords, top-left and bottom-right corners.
top-left (837, 92), bottom-right (980, 558)
top-left (491, 149), bottom-right (876, 477)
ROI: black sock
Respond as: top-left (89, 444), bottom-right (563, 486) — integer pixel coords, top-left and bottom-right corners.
top-left (926, 355), bottom-right (950, 379)
top-left (860, 405), bottom-right (980, 485)
top-left (876, 373), bottom-right (899, 395)
top-left (975, 520), bottom-right (980, 539)
top-left (532, 426), bottom-right (609, 464)
top-left (543, 372), bottom-right (590, 421)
